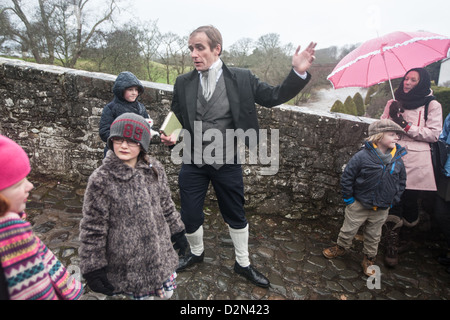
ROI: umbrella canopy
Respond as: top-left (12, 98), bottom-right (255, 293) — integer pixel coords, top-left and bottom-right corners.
top-left (327, 31), bottom-right (450, 98)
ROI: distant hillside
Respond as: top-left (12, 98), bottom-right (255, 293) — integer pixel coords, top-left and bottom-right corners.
top-left (313, 44), bottom-right (360, 65)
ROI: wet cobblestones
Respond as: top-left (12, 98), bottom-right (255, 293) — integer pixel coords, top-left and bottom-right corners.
top-left (26, 177), bottom-right (450, 300)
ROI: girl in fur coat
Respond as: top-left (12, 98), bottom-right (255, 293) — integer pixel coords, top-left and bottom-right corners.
top-left (79, 113), bottom-right (187, 300)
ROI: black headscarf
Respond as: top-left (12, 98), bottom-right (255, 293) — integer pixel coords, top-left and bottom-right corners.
top-left (394, 68), bottom-right (435, 109)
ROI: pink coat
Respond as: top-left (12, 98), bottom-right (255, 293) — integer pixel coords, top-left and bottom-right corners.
top-left (381, 97), bottom-right (442, 191)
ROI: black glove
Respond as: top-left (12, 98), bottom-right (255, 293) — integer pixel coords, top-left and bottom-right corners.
top-left (83, 267), bottom-right (114, 296)
top-left (389, 101), bottom-right (408, 128)
top-left (171, 230), bottom-right (189, 256)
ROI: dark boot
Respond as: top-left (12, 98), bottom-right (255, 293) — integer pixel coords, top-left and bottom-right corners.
top-left (398, 216), bottom-right (419, 253)
top-left (383, 215), bottom-right (403, 267)
top-left (397, 226), bottom-right (412, 254)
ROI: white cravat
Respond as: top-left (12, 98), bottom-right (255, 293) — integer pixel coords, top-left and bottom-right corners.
top-left (200, 59), bottom-right (223, 101)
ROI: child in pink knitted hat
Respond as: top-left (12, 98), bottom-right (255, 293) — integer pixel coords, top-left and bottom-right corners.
top-left (0, 135), bottom-right (83, 300)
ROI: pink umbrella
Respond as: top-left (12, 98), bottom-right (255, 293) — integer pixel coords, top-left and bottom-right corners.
top-left (327, 31), bottom-right (450, 99)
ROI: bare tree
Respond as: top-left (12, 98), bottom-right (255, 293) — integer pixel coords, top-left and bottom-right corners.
top-left (65, 0), bottom-right (117, 68)
top-left (37, 0), bottom-right (56, 63)
top-left (101, 27), bottom-right (142, 76)
top-left (1, 0), bottom-right (44, 62)
top-left (0, 0), bottom-right (119, 67)
top-left (79, 29), bottom-right (108, 71)
top-left (158, 32), bottom-right (186, 84)
top-left (136, 20), bottom-right (163, 82)
top-left (226, 37), bottom-right (254, 68)
top-left (252, 33), bottom-right (291, 84)
top-left (175, 35), bottom-right (192, 76)
top-left (0, 7), bottom-right (12, 50)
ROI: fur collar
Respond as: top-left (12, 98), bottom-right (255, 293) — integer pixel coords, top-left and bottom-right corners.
top-left (102, 150), bottom-right (151, 181)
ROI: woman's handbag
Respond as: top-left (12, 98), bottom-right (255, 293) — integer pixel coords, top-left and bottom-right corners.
top-left (431, 139), bottom-right (449, 181)
top-left (424, 101), bottom-right (449, 183)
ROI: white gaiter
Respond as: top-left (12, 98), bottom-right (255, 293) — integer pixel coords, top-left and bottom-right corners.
top-left (186, 225), bottom-right (204, 256)
top-left (229, 224), bottom-right (250, 267)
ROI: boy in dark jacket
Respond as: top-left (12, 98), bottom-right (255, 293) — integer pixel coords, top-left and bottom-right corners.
top-left (323, 119), bottom-right (407, 276)
top-left (99, 71), bottom-right (150, 155)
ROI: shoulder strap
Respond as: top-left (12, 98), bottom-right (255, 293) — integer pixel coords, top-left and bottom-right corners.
top-left (424, 97), bottom-right (437, 122)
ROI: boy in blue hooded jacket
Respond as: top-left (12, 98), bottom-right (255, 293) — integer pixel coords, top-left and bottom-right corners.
top-left (323, 119), bottom-right (407, 276)
top-left (99, 71), bottom-right (150, 155)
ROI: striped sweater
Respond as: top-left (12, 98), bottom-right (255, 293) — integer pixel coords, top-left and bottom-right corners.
top-left (0, 212), bottom-right (83, 300)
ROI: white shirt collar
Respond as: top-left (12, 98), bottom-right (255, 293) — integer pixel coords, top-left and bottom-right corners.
top-left (198, 59), bottom-right (223, 82)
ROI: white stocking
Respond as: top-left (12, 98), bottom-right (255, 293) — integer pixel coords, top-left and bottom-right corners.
top-left (186, 225), bottom-right (204, 256)
top-left (229, 224), bottom-right (250, 267)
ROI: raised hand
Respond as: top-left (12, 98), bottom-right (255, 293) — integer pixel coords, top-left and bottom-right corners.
top-left (292, 42), bottom-right (317, 75)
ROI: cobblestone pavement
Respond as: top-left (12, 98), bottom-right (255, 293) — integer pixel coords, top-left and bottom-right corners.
top-left (26, 177), bottom-right (450, 301)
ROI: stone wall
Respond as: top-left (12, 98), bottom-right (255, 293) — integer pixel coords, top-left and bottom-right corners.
top-left (0, 57), bottom-right (376, 220)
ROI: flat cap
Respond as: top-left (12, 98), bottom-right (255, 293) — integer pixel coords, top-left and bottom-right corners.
top-left (368, 119), bottom-right (404, 136)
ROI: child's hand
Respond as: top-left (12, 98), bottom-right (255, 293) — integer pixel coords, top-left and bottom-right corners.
top-left (171, 231), bottom-right (189, 256)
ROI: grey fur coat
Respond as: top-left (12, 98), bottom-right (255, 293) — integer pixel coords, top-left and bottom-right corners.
top-left (79, 151), bottom-right (185, 295)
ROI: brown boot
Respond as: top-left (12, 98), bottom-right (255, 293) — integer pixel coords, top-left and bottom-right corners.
top-left (323, 245), bottom-right (346, 259)
top-left (362, 255), bottom-right (376, 276)
top-left (383, 215), bottom-right (403, 267)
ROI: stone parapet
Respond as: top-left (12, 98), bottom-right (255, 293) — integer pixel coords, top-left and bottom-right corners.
top-left (0, 57), bottom-right (376, 219)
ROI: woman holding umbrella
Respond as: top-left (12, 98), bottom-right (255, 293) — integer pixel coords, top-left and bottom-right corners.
top-left (380, 67), bottom-right (443, 267)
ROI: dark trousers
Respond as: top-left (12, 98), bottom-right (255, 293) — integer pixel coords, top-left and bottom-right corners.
top-left (433, 195), bottom-right (450, 247)
top-left (178, 163), bottom-right (247, 233)
top-left (389, 189), bottom-right (435, 224)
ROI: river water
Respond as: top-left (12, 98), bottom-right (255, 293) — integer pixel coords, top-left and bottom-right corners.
top-left (301, 87), bottom-right (368, 113)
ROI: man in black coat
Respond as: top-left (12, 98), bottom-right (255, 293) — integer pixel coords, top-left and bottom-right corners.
top-left (161, 25), bottom-right (316, 287)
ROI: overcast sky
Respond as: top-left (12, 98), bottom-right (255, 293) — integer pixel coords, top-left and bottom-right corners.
top-left (124, 0), bottom-right (450, 51)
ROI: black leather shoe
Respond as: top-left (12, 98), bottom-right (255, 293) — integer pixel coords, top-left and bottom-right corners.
top-left (177, 252), bottom-right (204, 272)
top-left (234, 262), bottom-right (270, 288)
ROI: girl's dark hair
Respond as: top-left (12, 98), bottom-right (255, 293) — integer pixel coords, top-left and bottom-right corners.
top-left (138, 151), bottom-right (148, 163)
top-left (139, 152), bottom-right (159, 179)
